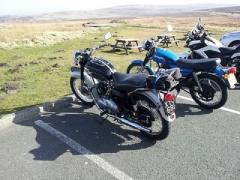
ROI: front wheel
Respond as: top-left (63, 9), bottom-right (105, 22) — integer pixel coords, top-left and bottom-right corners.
top-left (127, 63), bottom-right (153, 75)
top-left (70, 77), bottom-right (94, 106)
top-left (189, 73), bottom-right (228, 109)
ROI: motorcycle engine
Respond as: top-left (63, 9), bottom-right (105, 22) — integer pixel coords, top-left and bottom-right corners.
top-left (97, 81), bottom-right (108, 96)
top-left (96, 81), bottom-right (119, 115)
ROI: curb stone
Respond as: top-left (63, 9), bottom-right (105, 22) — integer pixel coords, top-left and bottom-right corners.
top-left (0, 95), bottom-right (76, 130)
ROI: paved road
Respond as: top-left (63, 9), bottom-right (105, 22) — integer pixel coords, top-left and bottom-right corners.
top-left (0, 90), bottom-right (239, 180)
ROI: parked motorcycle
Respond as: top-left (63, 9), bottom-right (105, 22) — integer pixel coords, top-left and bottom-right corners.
top-left (70, 33), bottom-right (178, 140)
top-left (184, 19), bottom-right (240, 83)
top-left (127, 39), bottom-right (232, 109)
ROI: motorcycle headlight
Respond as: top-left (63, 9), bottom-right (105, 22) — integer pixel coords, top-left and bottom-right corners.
top-left (73, 53), bottom-right (82, 66)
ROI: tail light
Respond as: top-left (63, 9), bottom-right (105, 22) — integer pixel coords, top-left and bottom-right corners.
top-left (228, 67), bottom-right (237, 74)
top-left (164, 93), bottom-right (176, 102)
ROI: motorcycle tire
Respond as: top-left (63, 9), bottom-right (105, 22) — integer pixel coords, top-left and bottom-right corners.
top-left (134, 95), bottom-right (170, 140)
top-left (70, 77), bottom-right (94, 106)
top-left (189, 73), bottom-right (228, 109)
top-left (126, 63), bottom-right (153, 75)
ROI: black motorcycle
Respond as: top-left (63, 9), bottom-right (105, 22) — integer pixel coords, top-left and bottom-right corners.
top-left (70, 33), bottom-right (179, 140)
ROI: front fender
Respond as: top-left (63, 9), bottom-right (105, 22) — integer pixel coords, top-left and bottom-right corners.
top-left (70, 70), bottom-right (81, 79)
top-left (130, 59), bottom-right (155, 75)
top-left (131, 59), bottom-right (145, 65)
top-left (70, 66), bottom-right (81, 78)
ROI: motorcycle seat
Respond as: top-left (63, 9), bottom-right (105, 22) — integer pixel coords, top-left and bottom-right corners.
top-left (113, 72), bottom-right (147, 92)
top-left (176, 58), bottom-right (219, 70)
top-left (219, 46), bottom-right (239, 56)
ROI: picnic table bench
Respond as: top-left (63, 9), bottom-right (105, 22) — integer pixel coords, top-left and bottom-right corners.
top-left (113, 38), bottom-right (141, 55)
top-left (157, 35), bottom-right (179, 47)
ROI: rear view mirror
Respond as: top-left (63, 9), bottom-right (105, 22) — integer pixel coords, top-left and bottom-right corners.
top-left (104, 32), bottom-right (112, 40)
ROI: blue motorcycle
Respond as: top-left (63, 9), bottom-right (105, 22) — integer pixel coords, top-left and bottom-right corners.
top-left (127, 40), bottom-right (236, 109)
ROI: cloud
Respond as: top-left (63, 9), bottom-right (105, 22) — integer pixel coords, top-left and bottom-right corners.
top-left (1, 0), bottom-right (240, 15)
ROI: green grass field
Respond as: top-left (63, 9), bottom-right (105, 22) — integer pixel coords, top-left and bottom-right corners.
top-left (0, 16), bottom-right (239, 116)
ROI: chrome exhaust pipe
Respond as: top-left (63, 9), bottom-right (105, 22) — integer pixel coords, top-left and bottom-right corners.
top-left (116, 117), bottom-right (152, 133)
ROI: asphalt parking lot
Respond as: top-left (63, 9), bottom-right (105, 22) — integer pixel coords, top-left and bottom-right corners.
top-left (0, 88), bottom-right (239, 180)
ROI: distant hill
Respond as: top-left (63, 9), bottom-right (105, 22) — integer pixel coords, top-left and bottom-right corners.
top-left (201, 6), bottom-right (240, 14)
top-left (0, 4), bottom-right (239, 22)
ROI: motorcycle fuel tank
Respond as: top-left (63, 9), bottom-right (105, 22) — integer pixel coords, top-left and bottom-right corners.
top-left (155, 48), bottom-right (179, 62)
top-left (86, 58), bottom-right (116, 80)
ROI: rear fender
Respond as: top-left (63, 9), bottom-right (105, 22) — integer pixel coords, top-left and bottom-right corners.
top-left (231, 52), bottom-right (240, 59)
top-left (131, 59), bottom-right (155, 75)
top-left (134, 90), bottom-right (173, 122)
top-left (71, 69), bottom-right (96, 88)
top-left (182, 72), bottom-right (227, 87)
top-left (197, 72), bottom-right (227, 86)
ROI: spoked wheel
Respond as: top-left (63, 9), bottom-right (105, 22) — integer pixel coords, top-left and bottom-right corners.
top-left (70, 77), bottom-right (94, 106)
top-left (134, 97), bottom-right (170, 140)
top-left (127, 64), bottom-right (152, 75)
top-left (190, 74), bottom-right (228, 109)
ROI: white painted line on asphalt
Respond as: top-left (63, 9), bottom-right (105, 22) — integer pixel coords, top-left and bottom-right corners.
top-left (220, 107), bottom-right (240, 115)
top-left (34, 120), bottom-right (133, 180)
top-left (178, 95), bottom-right (240, 115)
top-left (178, 95), bottom-right (194, 102)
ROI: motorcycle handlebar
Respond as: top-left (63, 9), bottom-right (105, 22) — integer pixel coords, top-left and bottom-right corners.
top-left (143, 46), bottom-right (156, 66)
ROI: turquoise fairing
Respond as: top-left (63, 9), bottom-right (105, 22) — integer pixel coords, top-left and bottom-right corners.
top-left (155, 48), bottom-right (179, 62)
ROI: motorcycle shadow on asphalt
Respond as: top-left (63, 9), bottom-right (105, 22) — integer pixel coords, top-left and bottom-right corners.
top-left (175, 102), bottom-right (213, 118)
top-left (14, 101), bottom-right (157, 161)
top-left (230, 84), bottom-right (240, 90)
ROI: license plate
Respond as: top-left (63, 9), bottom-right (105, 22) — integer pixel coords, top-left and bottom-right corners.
top-left (228, 74), bottom-right (237, 89)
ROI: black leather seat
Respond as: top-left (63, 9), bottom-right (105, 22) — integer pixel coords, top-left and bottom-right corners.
top-left (176, 58), bottom-right (219, 70)
top-left (219, 47), bottom-right (237, 55)
top-left (113, 72), bottom-right (147, 92)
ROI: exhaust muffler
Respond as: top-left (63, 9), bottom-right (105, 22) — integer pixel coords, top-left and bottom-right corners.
top-left (116, 117), bottom-right (151, 133)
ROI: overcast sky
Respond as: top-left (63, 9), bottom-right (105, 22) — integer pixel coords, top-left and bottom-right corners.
top-left (1, 0), bottom-right (240, 16)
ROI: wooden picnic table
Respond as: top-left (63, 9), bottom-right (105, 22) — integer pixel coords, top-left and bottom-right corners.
top-left (113, 38), bottom-right (141, 55)
top-left (157, 35), bottom-right (179, 47)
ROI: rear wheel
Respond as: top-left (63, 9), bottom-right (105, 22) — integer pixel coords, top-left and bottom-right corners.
top-left (189, 74), bottom-right (228, 109)
top-left (134, 96), bottom-right (170, 140)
